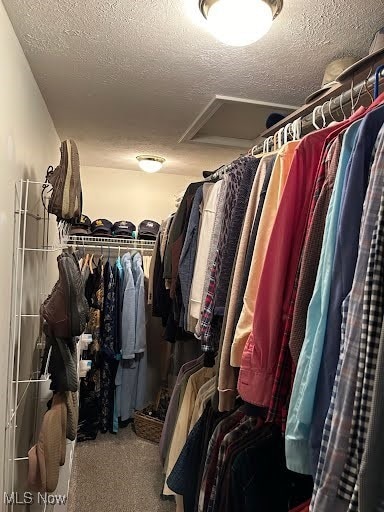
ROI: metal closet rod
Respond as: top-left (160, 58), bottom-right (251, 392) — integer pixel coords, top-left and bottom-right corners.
top-left (250, 69), bottom-right (384, 155)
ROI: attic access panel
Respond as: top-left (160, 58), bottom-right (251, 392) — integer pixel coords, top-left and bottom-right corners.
top-left (179, 95), bottom-right (298, 148)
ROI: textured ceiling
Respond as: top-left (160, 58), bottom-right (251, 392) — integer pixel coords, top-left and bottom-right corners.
top-left (4, 0), bottom-right (384, 176)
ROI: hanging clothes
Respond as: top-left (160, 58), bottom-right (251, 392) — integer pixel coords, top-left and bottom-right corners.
top-left (154, 85), bottom-right (384, 512)
top-left (189, 179), bottom-right (224, 331)
top-left (200, 157), bottom-right (249, 352)
top-left (230, 144), bottom-right (298, 368)
top-left (100, 260), bottom-right (118, 433)
top-left (217, 155), bottom-right (275, 412)
top-left (115, 252), bottom-right (148, 421)
top-left (179, 184), bottom-right (207, 332)
top-left (311, 122), bottom-right (384, 512)
top-left (163, 181), bottom-right (203, 299)
top-left (309, 104), bottom-right (384, 473)
top-left (163, 366), bottom-right (215, 496)
top-left (77, 257), bottom-right (104, 442)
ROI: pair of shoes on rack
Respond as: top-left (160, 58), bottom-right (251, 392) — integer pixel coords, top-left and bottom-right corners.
top-left (41, 252), bottom-right (89, 339)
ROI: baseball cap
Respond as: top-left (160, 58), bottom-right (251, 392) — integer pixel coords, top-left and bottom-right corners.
top-left (70, 214), bottom-right (91, 236)
top-left (138, 220), bottom-right (160, 240)
top-left (112, 221), bottom-right (136, 239)
top-left (91, 219), bottom-right (113, 237)
top-left (265, 113), bottom-right (286, 129)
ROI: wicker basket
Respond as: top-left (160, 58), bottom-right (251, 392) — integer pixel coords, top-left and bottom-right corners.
top-left (134, 411), bottom-right (164, 444)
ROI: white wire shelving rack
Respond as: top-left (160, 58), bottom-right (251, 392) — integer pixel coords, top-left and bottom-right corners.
top-left (63, 234), bottom-right (156, 254)
top-left (4, 179), bottom-right (63, 512)
top-left (4, 181), bottom-right (157, 512)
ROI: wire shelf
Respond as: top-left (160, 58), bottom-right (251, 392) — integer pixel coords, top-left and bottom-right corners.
top-left (64, 235), bottom-right (156, 249)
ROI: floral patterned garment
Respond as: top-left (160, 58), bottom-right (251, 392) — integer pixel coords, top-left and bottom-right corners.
top-left (100, 261), bottom-right (117, 433)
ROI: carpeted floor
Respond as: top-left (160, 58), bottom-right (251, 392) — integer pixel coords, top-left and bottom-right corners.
top-left (68, 426), bottom-right (176, 512)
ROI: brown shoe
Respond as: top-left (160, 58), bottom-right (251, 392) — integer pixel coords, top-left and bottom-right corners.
top-left (63, 253), bottom-right (89, 337)
top-left (65, 391), bottom-right (79, 441)
top-left (41, 254), bottom-right (71, 338)
top-left (42, 253), bottom-right (89, 338)
top-left (47, 139), bottom-right (82, 221)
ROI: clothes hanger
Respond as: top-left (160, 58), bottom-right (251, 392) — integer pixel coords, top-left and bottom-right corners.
top-left (349, 78), bottom-right (356, 114)
top-left (89, 253), bottom-right (95, 274)
top-left (327, 99), bottom-right (338, 122)
top-left (273, 131), bottom-right (280, 151)
top-left (364, 78), bottom-right (374, 104)
top-left (284, 122), bottom-right (292, 144)
top-left (76, 242), bottom-right (84, 271)
top-left (374, 64), bottom-right (384, 100)
top-left (291, 117), bottom-right (301, 140)
top-left (351, 77), bottom-right (366, 113)
top-left (320, 101), bottom-right (327, 128)
top-left (262, 138), bottom-right (268, 155)
top-left (293, 118), bottom-right (299, 139)
top-left (277, 127), bottom-right (285, 149)
top-left (251, 142), bottom-right (259, 156)
top-left (262, 136), bottom-right (273, 155)
top-left (289, 122), bottom-right (296, 141)
top-left (339, 94), bottom-right (347, 121)
top-left (312, 105), bottom-right (323, 130)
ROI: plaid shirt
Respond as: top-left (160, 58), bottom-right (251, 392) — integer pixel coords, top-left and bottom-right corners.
top-left (267, 139), bottom-right (341, 429)
top-left (198, 410), bottom-right (244, 512)
top-left (200, 159), bottom-right (247, 352)
top-left (338, 177), bottom-right (384, 510)
top-left (311, 126), bottom-right (384, 512)
top-left (206, 416), bottom-right (261, 512)
top-left (200, 255), bottom-right (218, 351)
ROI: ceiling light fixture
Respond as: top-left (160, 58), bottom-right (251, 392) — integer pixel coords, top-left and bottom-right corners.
top-left (136, 155), bottom-right (166, 173)
top-left (199, 0), bottom-right (283, 47)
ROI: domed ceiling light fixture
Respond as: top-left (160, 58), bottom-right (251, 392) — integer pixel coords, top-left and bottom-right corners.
top-left (199, 0), bottom-right (283, 47)
top-left (136, 155), bottom-right (166, 173)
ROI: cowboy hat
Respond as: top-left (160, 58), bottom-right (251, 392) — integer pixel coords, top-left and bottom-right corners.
top-left (305, 57), bottom-right (359, 104)
top-left (337, 27), bottom-right (384, 81)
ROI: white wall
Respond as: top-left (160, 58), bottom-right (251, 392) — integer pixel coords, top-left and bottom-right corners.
top-left (0, 1), bottom-right (60, 508)
top-left (81, 166), bottom-right (196, 228)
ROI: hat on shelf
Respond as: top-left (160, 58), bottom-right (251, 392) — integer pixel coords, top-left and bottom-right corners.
top-left (337, 27), bottom-right (384, 81)
top-left (265, 113), bottom-right (286, 129)
top-left (69, 214), bottom-right (91, 236)
top-left (305, 57), bottom-right (359, 104)
top-left (91, 218), bottom-right (113, 237)
top-left (112, 220), bottom-right (136, 239)
top-left (138, 220), bottom-right (160, 240)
